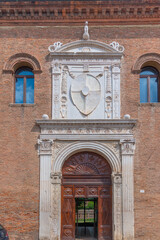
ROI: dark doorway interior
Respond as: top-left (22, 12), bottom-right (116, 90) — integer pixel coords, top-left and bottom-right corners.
top-left (75, 198), bottom-right (98, 240)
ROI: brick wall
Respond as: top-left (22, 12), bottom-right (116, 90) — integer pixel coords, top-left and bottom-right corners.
top-left (0, 24), bottom-right (160, 239)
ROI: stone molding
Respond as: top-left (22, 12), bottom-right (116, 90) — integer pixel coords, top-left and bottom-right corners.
top-left (3, 53), bottom-right (42, 74)
top-left (36, 119), bottom-right (136, 134)
top-left (52, 141), bottom-right (121, 173)
top-left (49, 40), bottom-right (124, 54)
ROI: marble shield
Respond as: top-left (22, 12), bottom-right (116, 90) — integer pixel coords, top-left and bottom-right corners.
top-left (71, 73), bottom-right (101, 115)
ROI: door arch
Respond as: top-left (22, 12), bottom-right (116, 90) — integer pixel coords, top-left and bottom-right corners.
top-left (61, 151), bottom-right (112, 240)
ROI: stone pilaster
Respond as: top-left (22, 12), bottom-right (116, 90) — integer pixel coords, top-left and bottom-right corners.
top-left (50, 172), bottom-right (62, 240)
top-left (38, 139), bottom-right (53, 240)
top-left (112, 173), bottom-right (122, 240)
top-left (112, 65), bottom-right (121, 119)
top-left (104, 65), bottom-right (112, 119)
top-left (120, 140), bottom-right (135, 240)
top-left (52, 62), bottom-right (61, 119)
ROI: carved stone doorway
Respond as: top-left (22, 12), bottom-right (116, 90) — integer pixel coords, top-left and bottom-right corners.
top-left (61, 152), bottom-right (112, 240)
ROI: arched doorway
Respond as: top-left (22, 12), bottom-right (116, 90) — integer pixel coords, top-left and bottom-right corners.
top-left (61, 152), bottom-right (112, 240)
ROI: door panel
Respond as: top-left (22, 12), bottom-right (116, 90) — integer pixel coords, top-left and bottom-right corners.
top-left (98, 186), bottom-right (112, 240)
top-left (61, 186), bottom-right (75, 240)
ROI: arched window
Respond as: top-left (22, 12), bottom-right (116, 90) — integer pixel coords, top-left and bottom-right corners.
top-left (15, 67), bottom-right (34, 104)
top-left (140, 67), bottom-right (159, 103)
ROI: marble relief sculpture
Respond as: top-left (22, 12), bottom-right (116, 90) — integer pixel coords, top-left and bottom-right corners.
top-left (71, 73), bottom-right (101, 115)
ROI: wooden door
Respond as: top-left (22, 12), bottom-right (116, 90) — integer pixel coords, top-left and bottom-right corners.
top-left (61, 185), bottom-right (75, 240)
top-left (61, 152), bottom-right (112, 240)
top-left (98, 186), bottom-right (112, 240)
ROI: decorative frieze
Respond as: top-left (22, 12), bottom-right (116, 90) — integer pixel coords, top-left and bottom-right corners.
top-left (1, 2), bottom-right (159, 26)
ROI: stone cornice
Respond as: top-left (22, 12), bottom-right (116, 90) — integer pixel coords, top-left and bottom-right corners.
top-left (0, 1), bottom-right (159, 26)
top-left (36, 119), bottom-right (137, 129)
top-left (36, 119), bottom-right (136, 141)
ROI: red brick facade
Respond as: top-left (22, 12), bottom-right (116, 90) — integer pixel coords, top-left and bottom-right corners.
top-left (0, 1), bottom-right (160, 239)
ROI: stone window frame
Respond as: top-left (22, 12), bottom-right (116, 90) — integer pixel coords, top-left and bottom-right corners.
top-left (3, 53), bottom-right (42, 105)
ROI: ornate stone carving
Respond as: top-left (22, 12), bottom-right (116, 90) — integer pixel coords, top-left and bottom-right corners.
top-left (48, 41), bottom-right (63, 52)
top-left (50, 183), bottom-right (61, 240)
top-left (53, 69), bottom-right (61, 118)
top-left (50, 172), bottom-right (62, 184)
top-left (49, 38), bottom-right (124, 119)
top-left (52, 62), bottom-right (61, 74)
top-left (71, 73), bottom-right (101, 115)
top-left (60, 66), bottom-right (68, 118)
top-left (112, 65), bottom-right (121, 119)
top-left (113, 174), bottom-right (122, 240)
top-left (38, 139), bottom-right (53, 155)
top-left (104, 65), bottom-right (112, 119)
top-left (110, 41), bottom-right (124, 53)
top-left (120, 140), bottom-right (135, 155)
top-left (83, 21), bottom-right (90, 40)
top-left (42, 127), bottom-right (132, 135)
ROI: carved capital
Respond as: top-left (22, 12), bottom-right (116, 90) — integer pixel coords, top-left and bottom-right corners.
top-left (50, 172), bottom-right (62, 184)
top-left (52, 62), bottom-right (61, 75)
top-left (112, 173), bottom-right (122, 184)
top-left (38, 139), bottom-right (53, 155)
top-left (120, 140), bottom-right (135, 155)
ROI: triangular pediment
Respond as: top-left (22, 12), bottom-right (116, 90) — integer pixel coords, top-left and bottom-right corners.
top-left (48, 40), bottom-right (124, 55)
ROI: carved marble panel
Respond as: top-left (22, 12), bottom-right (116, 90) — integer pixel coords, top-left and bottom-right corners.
top-left (50, 40), bottom-right (123, 119)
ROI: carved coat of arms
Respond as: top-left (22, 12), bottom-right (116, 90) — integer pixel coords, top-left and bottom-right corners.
top-left (71, 73), bottom-right (101, 115)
